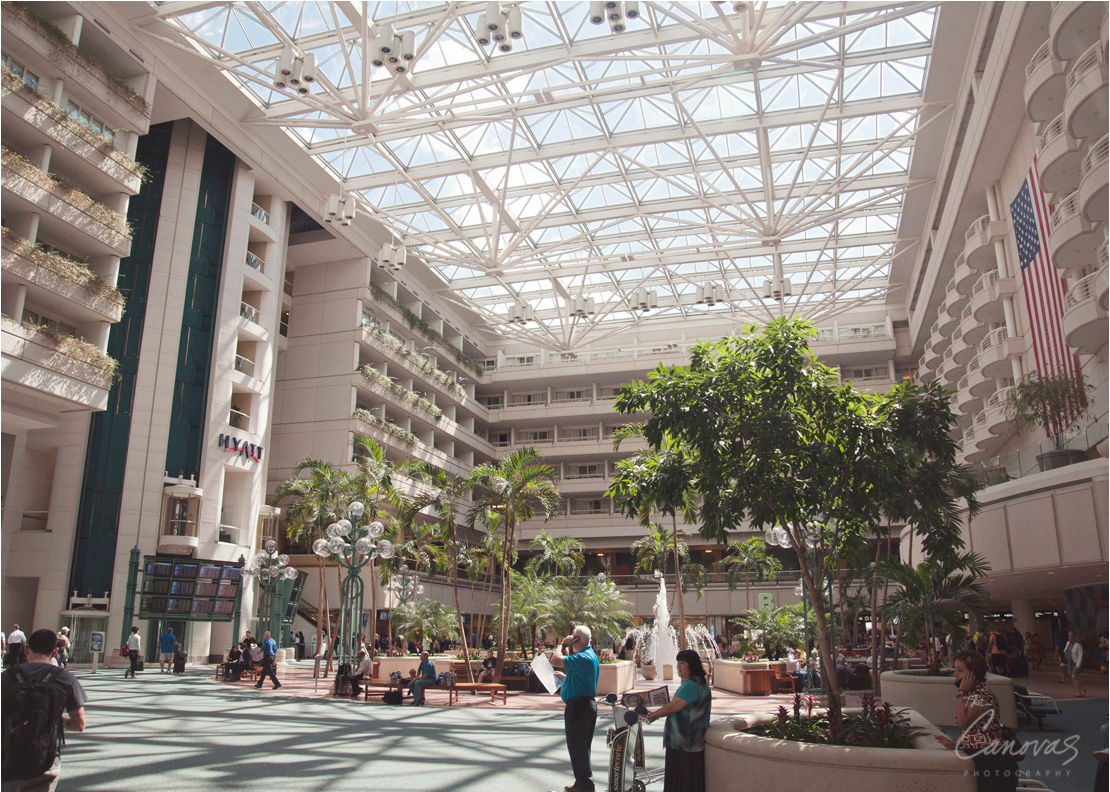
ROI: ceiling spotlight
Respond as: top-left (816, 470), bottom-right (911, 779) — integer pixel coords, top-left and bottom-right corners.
top-left (273, 47), bottom-right (316, 94)
top-left (695, 283), bottom-right (721, 306)
top-left (508, 301), bottom-right (534, 325)
top-left (632, 287), bottom-right (657, 312)
top-left (508, 6), bottom-right (524, 39)
top-left (588, 1), bottom-right (605, 24)
top-left (569, 295), bottom-right (596, 318)
top-left (762, 277), bottom-right (792, 301)
top-left (476, 14), bottom-right (491, 46)
top-left (625, 1), bottom-right (640, 19)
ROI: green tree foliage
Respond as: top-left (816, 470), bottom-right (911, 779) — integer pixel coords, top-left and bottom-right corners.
top-left (393, 599), bottom-right (460, 646)
top-left (732, 604), bottom-right (810, 657)
top-left (544, 577), bottom-right (634, 647)
top-left (527, 529), bottom-right (585, 576)
top-left (718, 537), bottom-right (782, 616)
top-left (467, 448), bottom-right (560, 681)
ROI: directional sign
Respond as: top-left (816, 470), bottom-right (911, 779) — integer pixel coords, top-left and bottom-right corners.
top-left (89, 631), bottom-right (105, 653)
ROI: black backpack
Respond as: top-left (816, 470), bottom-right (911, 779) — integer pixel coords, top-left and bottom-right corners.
top-left (995, 633), bottom-right (1008, 653)
top-left (2, 666), bottom-right (67, 780)
top-left (383, 689), bottom-right (403, 705)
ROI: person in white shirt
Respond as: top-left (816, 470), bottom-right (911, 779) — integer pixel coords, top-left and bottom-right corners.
top-left (1065, 630), bottom-right (1086, 697)
top-left (349, 648), bottom-right (374, 697)
top-left (6, 624), bottom-right (27, 667)
top-left (125, 626), bottom-right (142, 678)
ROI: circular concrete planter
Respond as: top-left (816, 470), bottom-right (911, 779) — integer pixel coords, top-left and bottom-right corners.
top-left (705, 711), bottom-right (977, 792)
top-left (880, 670), bottom-right (1017, 729)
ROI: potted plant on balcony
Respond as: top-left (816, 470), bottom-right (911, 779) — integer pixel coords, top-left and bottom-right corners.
top-left (1004, 371), bottom-right (1093, 471)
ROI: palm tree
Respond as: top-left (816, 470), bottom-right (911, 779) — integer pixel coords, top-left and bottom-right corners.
top-left (732, 604), bottom-right (806, 658)
top-left (630, 522), bottom-right (690, 581)
top-left (545, 577), bottom-right (634, 646)
top-left (527, 529), bottom-right (585, 576)
top-left (607, 430), bottom-right (699, 648)
top-left (470, 518), bottom-right (505, 648)
top-left (718, 537), bottom-right (783, 617)
top-left (393, 599), bottom-right (459, 648)
top-left (272, 458), bottom-right (352, 675)
top-left (466, 448), bottom-right (560, 682)
top-left (502, 569), bottom-right (553, 656)
top-left (875, 552), bottom-right (992, 674)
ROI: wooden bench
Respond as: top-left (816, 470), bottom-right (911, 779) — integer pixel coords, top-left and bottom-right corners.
top-left (452, 682), bottom-right (508, 705)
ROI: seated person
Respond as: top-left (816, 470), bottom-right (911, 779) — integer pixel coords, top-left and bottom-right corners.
top-left (847, 662), bottom-right (872, 691)
top-left (223, 646), bottom-right (243, 680)
top-left (836, 654), bottom-right (851, 689)
top-left (408, 651), bottom-right (437, 706)
top-left (349, 648), bottom-right (373, 697)
top-left (477, 649), bottom-right (497, 683)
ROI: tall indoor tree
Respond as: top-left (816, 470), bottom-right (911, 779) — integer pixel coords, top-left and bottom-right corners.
top-left (527, 529), bottom-right (585, 577)
top-left (607, 433), bottom-right (700, 649)
top-left (272, 458), bottom-right (351, 676)
top-left (718, 537), bottom-right (783, 618)
top-left (467, 448), bottom-right (560, 682)
top-left (614, 318), bottom-right (977, 730)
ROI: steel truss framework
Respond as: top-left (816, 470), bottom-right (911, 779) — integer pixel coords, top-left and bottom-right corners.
top-left (143, 1), bottom-right (946, 352)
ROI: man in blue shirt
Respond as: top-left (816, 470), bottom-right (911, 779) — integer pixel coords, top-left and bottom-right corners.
top-left (254, 631), bottom-right (281, 690)
top-left (408, 651), bottom-right (437, 705)
top-left (158, 626), bottom-right (177, 674)
top-left (557, 625), bottom-right (599, 792)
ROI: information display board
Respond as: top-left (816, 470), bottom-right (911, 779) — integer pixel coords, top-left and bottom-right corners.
top-left (138, 556), bottom-right (242, 621)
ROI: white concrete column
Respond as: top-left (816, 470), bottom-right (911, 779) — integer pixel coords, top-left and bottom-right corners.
top-left (1010, 599), bottom-right (1037, 639)
top-left (2, 284), bottom-right (27, 324)
top-left (38, 143), bottom-right (52, 174)
top-left (888, 358), bottom-right (898, 382)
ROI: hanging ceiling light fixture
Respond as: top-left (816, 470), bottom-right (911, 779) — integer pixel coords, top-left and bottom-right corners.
top-left (632, 288), bottom-right (657, 312)
top-left (508, 301), bottom-right (534, 325)
top-left (569, 294), bottom-right (597, 318)
top-left (695, 283), bottom-right (721, 306)
top-left (272, 46), bottom-right (316, 94)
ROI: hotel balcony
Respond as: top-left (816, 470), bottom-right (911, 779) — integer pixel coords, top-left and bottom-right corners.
top-left (964, 214), bottom-right (1008, 270)
top-left (956, 374), bottom-right (984, 416)
top-left (935, 301), bottom-right (958, 336)
top-left (1097, 240), bottom-right (1109, 310)
top-left (966, 354), bottom-right (993, 398)
top-left (1051, 1), bottom-right (1107, 62)
top-left (922, 333), bottom-right (943, 371)
top-left (945, 276), bottom-right (970, 316)
top-left (982, 386), bottom-right (1016, 437)
top-left (962, 424), bottom-right (993, 464)
top-left (1, 320), bottom-right (115, 414)
top-left (247, 201), bottom-right (280, 245)
top-left (951, 323), bottom-right (975, 364)
top-left (1, 232), bottom-right (124, 324)
top-left (1049, 191), bottom-right (1102, 268)
top-left (953, 252), bottom-right (976, 295)
top-left (1062, 269), bottom-right (1108, 354)
top-left (361, 325), bottom-right (469, 407)
top-left (971, 271), bottom-right (1017, 324)
top-left (938, 348), bottom-right (958, 386)
top-left (961, 304), bottom-right (988, 348)
top-left (973, 410), bottom-right (1006, 456)
top-left (1078, 132), bottom-right (1108, 223)
top-left (1025, 40), bottom-right (1067, 123)
top-left (1036, 114), bottom-right (1083, 200)
top-left (918, 340), bottom-right (937, 383)
top-left (1, 74), bottom-right (144, 196)
top-left (1064, 41), bottom-right (1108, 141)
top-left (977, 328), bottom-right (1023, 380)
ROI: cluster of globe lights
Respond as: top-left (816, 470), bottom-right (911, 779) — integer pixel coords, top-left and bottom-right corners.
top-left (310, 501), bottom-right (395, 562)
top-left (763, 523), bottom-right (823, 550)
top-left (242, 539), bottom-right (298, 581)
top-left (389, 563), bottom-right (424, 602)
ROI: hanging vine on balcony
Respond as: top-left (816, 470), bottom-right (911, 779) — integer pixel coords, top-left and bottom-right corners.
top-left (362, 323), bottom-right (467, 399)
top-left (353, 408), bottom-right (421, 448)
top-left (369, 282), bottom-right (483, 375)
top-left (2, 227), bottom-right (124, 305)
top-left (358, 363), bottom-right (443, 421)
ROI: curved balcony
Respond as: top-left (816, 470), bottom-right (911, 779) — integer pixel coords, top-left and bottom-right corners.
top-left (917, 350), bottom-right (935, 384)
top-left (1051, 1), bottom-right (1106, 61)
top-left (956, 373), bottom-right (984, 416)
top-left (921, 336), bottom-right (941, 373)
top-left (1049, 191), bottom-right (1102, 267)
top-left (1025, 40), bottom-right (1067, 122)
top-left (973, 410), bottom-right (1006, 456)
top-left (953, 252), bottom-right (976, 295)
top-left (927, 320), bottom-right (950, 363)
top-left (983, 386), bottom-right (1016, 437)
top-left (961, 424), bottom-right (988, 463)
top-left (961, 304), bottom-right (987, 347)
top-left (971, 271), bottom-right (1017, 324)
top-left (964, 214), bottom-right (1006, 270)
top-left (1063, 269), bottom-right (1108, 353)
top-left (1064, 41), bottom-right (1109, 140)
top-left (978, 328), bottom-right (1022, 379)
top-left (1078, 132), bottom-right (1108, 222)
top-left (1037, 114), bottom-right (1084, 199)
top-left (936, 302), bottom-right (958, 335)
top-left (940, 347), bottom-right (962, 386)
top-left (951, 324), bottom-right (974, 364)
top-left (966, 354), bottom-right (993, 398)
top-left (1097, 239), bottom-right (1109, 310)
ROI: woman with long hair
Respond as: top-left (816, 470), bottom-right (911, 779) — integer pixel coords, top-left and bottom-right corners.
top-left (642, 649), bottom-right (712, 792)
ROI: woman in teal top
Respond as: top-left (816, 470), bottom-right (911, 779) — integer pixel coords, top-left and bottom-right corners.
top-left (643, 649), bottom-right (711, 792)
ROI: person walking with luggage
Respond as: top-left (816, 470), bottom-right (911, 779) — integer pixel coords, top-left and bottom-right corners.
top-left (556, 625), bottom-right (600, 792)
top-left (255, 631), bottom-right (281, 690)
top-left (125, 627), bottom-right (142, 678)
top-left (1, 629), bottom-right (87, 791)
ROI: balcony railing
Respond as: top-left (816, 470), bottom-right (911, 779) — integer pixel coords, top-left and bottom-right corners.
top-left (245, 250), bottom-right (266, 275)
top-left (218, 524), bottom-right (241, 544)
top-left (229, 408), bottom-right (250, 430)
top-left (19, 510), bottom-right (49, 532)
top-left (240, 302), bottom-right (260, 324)
top-left (250, 202), bottom-right (269, 224)
top-left (234, 355), bottom-right (256, 377)
top-left (162, 519), bottom-right (197, 538)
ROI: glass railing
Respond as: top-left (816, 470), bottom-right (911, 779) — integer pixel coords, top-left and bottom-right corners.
top-left (245, 250), bottom-right (266, 275)
top-left (162, 519), bottom-right (196, 538)
top-left (218, 525), bottom-right (241, 544)
top-left (970, 413), bottom-right (1109, 482)
top-left (250, 203), bottom-right (269, 224)
top-left (234, 355), bottom-right (255, 377)
top-left (240, 302), bottom-right (260, 324)
top-left (229, 408), bottom-right (250, 430)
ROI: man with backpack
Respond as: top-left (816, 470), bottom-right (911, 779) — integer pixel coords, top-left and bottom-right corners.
top-left (1, 628), bottom-right (87, 791)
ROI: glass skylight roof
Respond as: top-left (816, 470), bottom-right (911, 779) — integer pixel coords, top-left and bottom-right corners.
top-left (149, 1), bottom-right (941, 352)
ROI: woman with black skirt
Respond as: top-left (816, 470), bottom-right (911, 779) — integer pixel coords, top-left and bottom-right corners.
top-left (642, 649), bottom-right (712, 792)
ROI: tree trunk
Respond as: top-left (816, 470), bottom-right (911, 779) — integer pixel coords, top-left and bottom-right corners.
top-left (494, 520), bottom-right (514, 683)
top-left (323, 583), bottom-right (333, 676)
top-left (314, 550), bottom-right (326, 679)
top-left (869, 575), bottom-right (882, 697)
top-left (450, 518), bottom-right (475, 682)
top-left (673, 516), bottom-right (687, 650)
top-left (795, 545), bottom-right (842, 731)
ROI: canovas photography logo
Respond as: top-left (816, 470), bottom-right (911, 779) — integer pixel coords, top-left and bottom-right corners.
top-left (957, 707), bottom-right (1080, 776)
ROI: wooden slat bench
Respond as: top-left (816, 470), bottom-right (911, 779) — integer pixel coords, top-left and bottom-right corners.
top-left (452, 682), bottom-right (508, 705)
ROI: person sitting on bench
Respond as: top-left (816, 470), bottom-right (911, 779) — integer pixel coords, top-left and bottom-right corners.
top-left (223, 645), bottom-right (242, 681)
top-left (477, 649), bottom-right (497, 683)
top-left (408, 651), bottom-right (436, 706)
top-left (350, 648), bottom-right (373, 697)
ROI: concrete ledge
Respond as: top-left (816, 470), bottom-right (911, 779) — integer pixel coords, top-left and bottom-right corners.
top-left (598, 660), bottom-right (636, 695)
top-left (880, 670), bottom-right (1017, 729)
top-left (713, 659), bottom-right (769, 694)
top-left (705, 710), bottom-right (976, 792)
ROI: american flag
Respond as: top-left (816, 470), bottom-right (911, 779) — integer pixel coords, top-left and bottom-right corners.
top-left (1009, 158), bottom-right (1080, 435)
